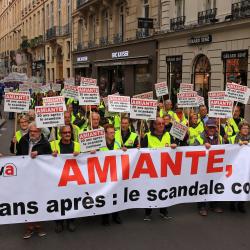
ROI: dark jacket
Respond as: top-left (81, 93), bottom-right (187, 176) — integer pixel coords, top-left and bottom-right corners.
top-left (16, 133), bottom-right (52, 156)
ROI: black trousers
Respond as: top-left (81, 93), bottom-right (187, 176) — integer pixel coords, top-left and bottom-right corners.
top-left (197, 202), bottom-right (221, 209)
top-left (145, 208), bottom-right (168, 216)
top-left (102, 212), bottom-right (119, 222)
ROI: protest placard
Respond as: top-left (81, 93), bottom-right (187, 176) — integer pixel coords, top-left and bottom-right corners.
top-left (80, 77), bottom-right (97, 86)
top-left (133, 91), bottom-right (154, 100)
top-left (19, 83), bottom-right (31, 91)
top-left (225, 82), bottom-right (250, 104)
top-left (155, 82), bottom-right (168, 97)
top-left (4, 92), bottom-right (30, 113)
top-left (78, 86), bottom-right (100, 105)
top-left (108, 95), bottom-right (130, 113)
top-left (208, 91), bottom-right (226, 101)
top-left (78, 128), bottom-right (106, 152)
top-left (180, 83), bottom-right (194, 93)
top-left (177, 92), bottom-right (198, 107)
top-left (31, 83), bottom-right (43, 93)
top-left (40, 84), bottom-right (51, 93)
top-left (170, 121), bottom-right (188, 141)
top-left (35, 106), bottom-right (65, 128)
top-left (208, 99), bottom-right (233, 119)
top-left (43, 96), bottom-right (66, 111)
top-left (197, 96), bottom-right (205, 106)
top-left (51, 83), bottom-right (62, 92)
top-left (64, 78), bottom-right (75, 85)
top-left (130, 98), bottom-right (157, 120)
top-left (62, 84), bottom-right (78, 100)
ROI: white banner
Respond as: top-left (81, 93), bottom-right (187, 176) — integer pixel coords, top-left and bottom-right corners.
top-left (170, 121), bottom-right (188, 141)
top-left (208, 99), bottom-right (233, 119)
top-left (225, 82), bottom-right (250, 104)
top-left (43, 96), bottom-right (66, 111)
top-left (130, 98), bottom-right (157, 120)
top-left (208, 91), bottom-right (226, 100)
top-left (155, 82), bottom-right (168, 97)
top-left (78, 86), bottom-right (100, 106)
top-left (51, 83), bottom-right (62, 92)
top-left (79, 128), bottom-right (106, 152)
top-left (63, 84), bottom-right (79, 100)
top-left (4, 92), bottom-right (30, 113)
top-left (133, 91), bottom-right (153, 100)
top-left (1, 145), bottom-right (250, 225)
top-left (35, 106), bottom-right (65, 128)
top-left (180, 83), bottom-right (194, 93)
top-left (80, 77), bottom-right (97, 86)
top-left (108, 95), bottom-right (130, 113)
top-left (177, 92), bottom-right (198, 107)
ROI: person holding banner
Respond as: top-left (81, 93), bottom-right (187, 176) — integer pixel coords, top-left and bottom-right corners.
top-left (192, 118), bottom-right (224, 216)
top-left (10, 114), bottom-right (29, 154)
top-left (229, 121), bottom-right (250, 213)
top-left (100, 124), bottom-right (125, 225)
top-left (115, 117), bottom-right (139, 148)
top-left (188, 113), bottom-right (204, 145)
top-left (16, 122), bottom-right (52, 239)
top-left (141, 117), bottom-right (177, 221)
top-left (51, 125), bottom-right (80, 232)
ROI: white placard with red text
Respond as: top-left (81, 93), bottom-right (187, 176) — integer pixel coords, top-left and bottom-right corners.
top-left (62, 84), bottom-right (79, 100)
top-left (78, 86), bottom-right (100, 105)
top-left (155, 82), bottom-right (168, 97)
top-left (40, 84), bottom-right (51, 93)
top-left (208, 99), bottom-right (233, 119)
top-left (208, 91), bottom-right (226, 101)
top-left (170, 121), bottom-right (188, 141)
top-left (197, 96), bottom-right (205, 106)
top-left (51, 83), bottom-right (62, 92)
top-left (133, 91), bottom-right (154, 100)
top-left (177, 92), bottom-right (198, 108)
top-left (78, 128), bottom-right (106, 152)
top-left (130, 98), bottom-right (157, 120)
top-left (180, 83), bottom-right (194, 93)
top-left (35, 106), bottom-right (65, 128)
top-left (80, 77), bottom-right (97, 86)
top-left (4, 92), bottom-right (30, 113)
top-left (64, 78), bottom-right (75, 85)
top-left (108, 95), bottom-right (130, 113)
top-left (225, 82), bottom-right (250, 104)
top-left (43, 96), bottom-right (66, 111)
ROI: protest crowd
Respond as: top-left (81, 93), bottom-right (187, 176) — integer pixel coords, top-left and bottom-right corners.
top-left (1, 78), bottom-right (250, 239)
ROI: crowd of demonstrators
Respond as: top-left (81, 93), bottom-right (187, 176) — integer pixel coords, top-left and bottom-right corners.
top-left (1, 88), bottom-right (249, 239)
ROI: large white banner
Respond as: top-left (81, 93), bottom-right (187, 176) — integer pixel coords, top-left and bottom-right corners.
top-left (1, 145), bottom-right (250, 225)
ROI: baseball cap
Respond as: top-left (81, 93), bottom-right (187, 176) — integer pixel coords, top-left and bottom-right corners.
top-left (206, 118), bottom-right (217, 128)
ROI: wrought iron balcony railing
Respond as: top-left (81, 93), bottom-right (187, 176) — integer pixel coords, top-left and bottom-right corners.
top-left (170, 16), bottom-right (186, 31)
top-left (113, 33), bottom-right (123, 44)
top-left (198, 8), bottom-right (217, 24)
top-left (232, 0), bottom-right (250, 19)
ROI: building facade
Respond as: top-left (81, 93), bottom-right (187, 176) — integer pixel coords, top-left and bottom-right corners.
top-left (72, 0), bottom-right (160, 96)
top-left (158, 0), bottom-right (250, 119)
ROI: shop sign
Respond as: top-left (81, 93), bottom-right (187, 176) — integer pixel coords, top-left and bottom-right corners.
top-left (188, 35), bottom-right (212, 45)
top-left (77, 56), bottom-right (88, 63)
top-left (221, 50), bottom-right (248, 60)
top-left (112, 51), bottom-right (129, 59)
top-left (166, 55), bottom-right (182, 63)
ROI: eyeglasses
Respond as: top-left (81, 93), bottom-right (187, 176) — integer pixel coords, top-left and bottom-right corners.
top-left (156, 123), bottom-right (165, 125)
top-left (30, 130), bottom-right (40, 133)
top-left (62, 131), bottom-right (71, 134)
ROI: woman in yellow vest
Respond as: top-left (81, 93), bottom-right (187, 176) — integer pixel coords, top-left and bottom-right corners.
top-left (10, 114), bottom-right (29, 154)
top-left (50, 125), bottom-right (80, 233)
top-left (188, 113), bottom-right (204, 145)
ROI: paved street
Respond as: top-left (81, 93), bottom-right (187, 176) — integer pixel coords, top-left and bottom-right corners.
top-left (0, 118), bottom-right (250, 250)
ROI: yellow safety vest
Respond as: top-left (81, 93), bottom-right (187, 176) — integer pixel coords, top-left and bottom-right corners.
top-left (115, 130), bottom-right (138, 148)
top-left (195, 134), bottom-right (223, 145)
top-left (114, 115), bottom-right (121, 131)
top-left (172, 113), bottom-right (188, 126)
top-left (100, 141), bottom-right (121, 151)
top-left (188, 122), bottom-right (204, 145)
top-left (15, 130), bottom-right (23, 143)
top-left (56, 125), bottom-right (80, 142)
top-left (147, 131), bottom-right (171, 148)
top-left (50, 140), bottom-right (80, 154)
top-left (228, 118), bottom-right (244, 135)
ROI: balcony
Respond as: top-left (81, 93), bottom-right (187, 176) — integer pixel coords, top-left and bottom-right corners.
top-left (99, 37), bottom-right (109, 46)
top-left (198, 8), bottom-right (217, 24)
top-left (170, 16), bottom-right (186, 31)
top-left (77, 0), bottom-right (90, 9)
top-left (46, 24), bottom-right (71, 41)
top-left (232, 0), bottom-right (250, 19)
top-left (113, 33), bottom-right (123, 44)
top-left (136, 29), bottom-right (150, 39)
top-left (77, 43), bottom-right (84, 51)
top-left (88, 40), bottom-right (96, 48)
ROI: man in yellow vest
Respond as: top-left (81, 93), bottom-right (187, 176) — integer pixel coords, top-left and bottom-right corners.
top-left (51, 125), bottom-right (80, 233)
top-left (198, 105), bottom-right (209, 125)
top-left (188, 113), bottom-right (204, 145)
top-left (228, 105), bottom-right (244, 138)
top-left (141, 117), bottom-right (177, 221)
top-left (192, 118), bottom-right (224, 216)
top-left (83, 112), bottom-right (102, 132)
top-left (115, 117), bottom-right (138, 148)
top-left (165, 100), bottom-right (175, 118)
top-left (229, 121), bottom-right (250, 213)
top-left (73, 105), bottom-right (88, 130)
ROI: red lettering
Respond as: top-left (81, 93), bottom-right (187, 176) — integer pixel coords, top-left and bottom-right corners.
top-left (58, 159), bottom-right (86, 187)
top-left (132, 153), bottom-right (158, 178)
top-left (186, 151), bottom-right (206, 174)
top-left (5, 165), bottom-right (15, 176)
top-left (88, 156), bottom-right (117, 184)
top-left (207, 150), bottom-right (225, 174)
top-left (121, 154), bottom-right (130, 180)
top-left (161, 152), bottom-right (182, 176)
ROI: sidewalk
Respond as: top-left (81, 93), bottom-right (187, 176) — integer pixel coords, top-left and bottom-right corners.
top-left (0, 118), bottom-right (6, 128)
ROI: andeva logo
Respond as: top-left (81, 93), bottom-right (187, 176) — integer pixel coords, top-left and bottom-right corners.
top-left (0, 163), bottom-right (17, 177)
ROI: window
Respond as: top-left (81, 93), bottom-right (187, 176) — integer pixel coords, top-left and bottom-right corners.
top-left (143, 0), bottom-right (149, 17)
top-left (58, 0), bottom-right (61, 30)
top-left (78, 19), bottom-right (84, 45)
top-left (134, 65), bottom-right (151, 94)
top-left (47, 68), bottom-right (50, 81)
top-left (46, 4), bottom-right (50, 29)
top-left (67, 41), bottom-right (70, 60)
top-left (67, 68), bottom-right (70, 78)
top-left (47, 47), bottom-right (50, 61)
top-left (205, 0), bottom-right (216, 10)
top-left (176, 0), bottom-right (185, 17)
top-left (102, 10), bottom-right (109, 39)
top-left (89, 14), bottom-right (96, 43)
top-left (119, 4), bottom-right (125, 39)
top-left (67, 0), bottom-right (71, 24)
top-left (52, 68), bottom-right (55, 82)
top-left (50, 1), bottom-right (54, 28)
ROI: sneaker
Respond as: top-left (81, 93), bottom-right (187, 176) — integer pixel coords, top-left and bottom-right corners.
top-left (160, 213), bottom-right (173, 220)
top-left (213, 207), bottom-right (223, 213)
top-left (199, 208), bottom-right (208, 216)
top-left (23, 229), bottom-right (34, 239)
top-left (35, 228), bottom-right (47, 237)
top-left (144, 215), bottom-right (151, 221)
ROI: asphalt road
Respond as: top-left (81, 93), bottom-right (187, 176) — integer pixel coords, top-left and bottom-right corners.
top-left (0, 119), bottom-right (250, 250)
